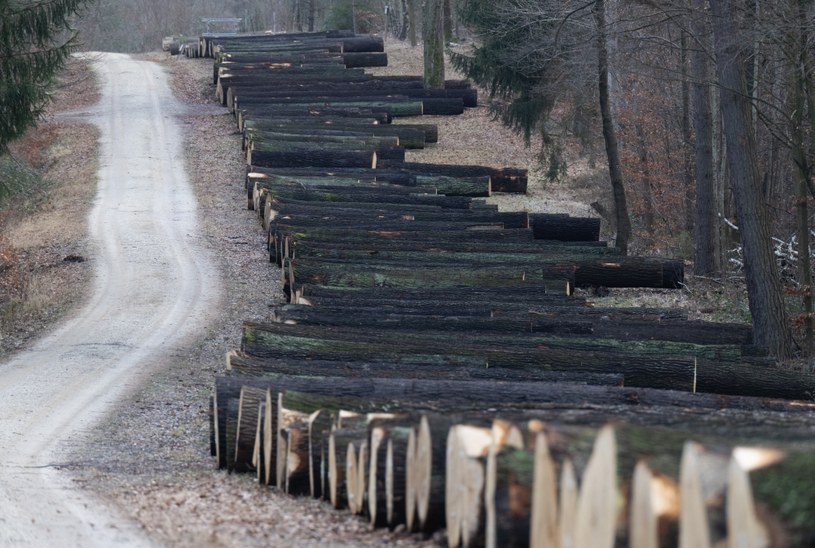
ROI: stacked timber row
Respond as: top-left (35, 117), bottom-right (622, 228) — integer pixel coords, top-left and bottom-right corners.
top-left (196, 31), bottom-right (815, 545)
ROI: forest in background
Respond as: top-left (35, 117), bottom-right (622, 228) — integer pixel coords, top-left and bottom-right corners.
top-left (31, 0), bottom-right (815, 361)
top-left (78, 0), bottom-right (813, 360)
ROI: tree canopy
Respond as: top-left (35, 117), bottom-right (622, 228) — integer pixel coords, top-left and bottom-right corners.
top-left (0, 0), bottom-right (90, 152)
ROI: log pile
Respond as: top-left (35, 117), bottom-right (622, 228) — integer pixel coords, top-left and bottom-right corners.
top-left (191, 30), bottom-right (815, 545)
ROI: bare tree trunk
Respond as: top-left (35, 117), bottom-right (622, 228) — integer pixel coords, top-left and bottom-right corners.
top-left (691, 0), bottom-right (717, 275)
top-left (408, 0), bottom-right (418, 46)
top-left (635, 122), bottom-right (655, 243)
top-left (423, 0), bottom-right (445, 89)
top-left (307, 0), bottom-right (315, 31)
top-left (710, 0), bottom-right (794, 359)
top-left (790, 0), bottom-right (814, 357)
top-left (443, 0), bottom-right (453, 42)
top-left (594, 0), bottom-right (631, 255)
top-left (681, 28), bottom-right (695, 239)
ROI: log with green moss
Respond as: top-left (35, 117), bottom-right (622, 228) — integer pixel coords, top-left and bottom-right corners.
top-left (283, 238), bottom-right (614, 268)
top-left (266, 200), bottom-right (524, 228)
top-left (246, 131), bottom-right (400, 151)
top-left (245, 124), bottom-right (427, 149)
top-left (227, 350), bottom-right (625, 385)
top-left (271, 304), bottom-right (752, 346)
top-left (237, 98), bottom-right (424, 118)
top-left (282, 256), bottom-right (686, 299)
top-left (239, 322), bottom-right (793, 395)
top-left (376, 159), bottom-right (528, 193)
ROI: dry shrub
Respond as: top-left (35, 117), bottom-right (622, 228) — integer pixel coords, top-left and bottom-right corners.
top-left (0, 236), bottom-right (22, 294)
top-left (0, 236), bottom-right (26, 333)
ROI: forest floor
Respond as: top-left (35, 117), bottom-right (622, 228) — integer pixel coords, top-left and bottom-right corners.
top-left (0, 40), bottom-right (755, 546)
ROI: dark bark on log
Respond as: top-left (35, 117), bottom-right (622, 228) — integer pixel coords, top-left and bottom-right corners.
top-left (376, 160), bottom-right (528, 193)
top-left (209, 395), bottom-right (216, 457)
top-left (278, 225), bottom-right (537, 246)
top-left (267, 201), bottom-right (525, 228)
top-left (255, 171), bottom-right (491, 198)
top-left (235, 86), bottom-right (475, 108)
top-left (283, 257), bottom-right (548, 296)
top-left (285, 238), bottom-right (615, 266)
top-left (237, 98), bottom-right (424, 118)
top-left (240, 322), bottom-right (787, 394)
top-left (287, 247), bottom-right (619, 269)
top-left (413, 175), bottom-right (491, 197)
top-left (249, 147), bottom-right (377, 169)
top-left (420, 97), bottom-right (465, 115)
top-left (246, 125), bottom-right (427, 149)
top-left (574, 258), bottom-right (685, 289)
top-left (271, 305), bottom-right (752, 346)
top-left (529, 213), bottom-right (601, 242)
top-left (260, 186), bottom-right (478, 214)
top-left (243, 111), bottom-right (389, 125)
top-left (228, 350), bottom-right (625, 385)
top-left (224, 398), bottom-right (239, 472)
top-left (283, 256), bottom-right (683, 296)
top-left (250, 140), bottom-right (405, 163)
top-left (247, 131), bottom-right (400, 149)
top-left (342, 52), bottom-right (389, 67)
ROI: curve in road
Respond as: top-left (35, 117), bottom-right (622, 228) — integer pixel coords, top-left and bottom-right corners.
top-left (0, 53), bottom-right (220, 546)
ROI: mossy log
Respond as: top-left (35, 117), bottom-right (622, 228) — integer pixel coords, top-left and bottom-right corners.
top-left (245, 124), bottom-right (427, 149)
top-left (233, 85), bottom-right (476, 107)
top-left (267, 201), bottom-right (525, 229)
top-left (270, 304), bottom-right (751, 346)
top-left (240, 323), bottom-right (790, 395)
top-left (284, 237), bottom-right (615, 267)
top-left (246, 131), bottom-right (400, 150)
top-left (377, 159), bottom-right (527, 193)
top-left (228, 350), bottom-right (625, 385)
top-left (237, 98), bottom-right (424, 118)
top-left (283, 256), bottom-right (683, 295)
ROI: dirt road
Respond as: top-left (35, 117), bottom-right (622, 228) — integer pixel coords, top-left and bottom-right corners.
top-left (0, 53), bottom-right (219, 546)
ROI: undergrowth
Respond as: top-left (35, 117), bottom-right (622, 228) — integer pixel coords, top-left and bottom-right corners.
top-left (0, 154), bottom-right (41, 206)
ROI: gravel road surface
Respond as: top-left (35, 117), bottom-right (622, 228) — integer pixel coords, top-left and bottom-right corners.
top-left (0, 53), bottom-right (219, 546)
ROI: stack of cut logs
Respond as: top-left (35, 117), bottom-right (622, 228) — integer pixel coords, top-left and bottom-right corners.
top-left (197, 30), bottom-right (815, 546)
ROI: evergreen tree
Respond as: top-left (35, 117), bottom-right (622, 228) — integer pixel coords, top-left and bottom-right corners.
top-left (449, 0), bottom-right (567, 146)
top-left (0, 0), bottom-right (90, 152)
top-left (451, 0), bottom-right (632, 253)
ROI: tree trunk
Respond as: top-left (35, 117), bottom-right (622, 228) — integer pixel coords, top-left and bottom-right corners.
top-left (408, 0), bottom-right (418, 46)
top-left (423, 0), bottom-right (445, 89)
top-left (692, 0), bottom-right (717, 276)
top-left (789, 0), bottom-right (814, 357)
top-left (710, 0), bottom-right (794, 359)
top-left (681, 28), bottom-right (696, 240)
top-left (594, 0), bottom-right (632, 255)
